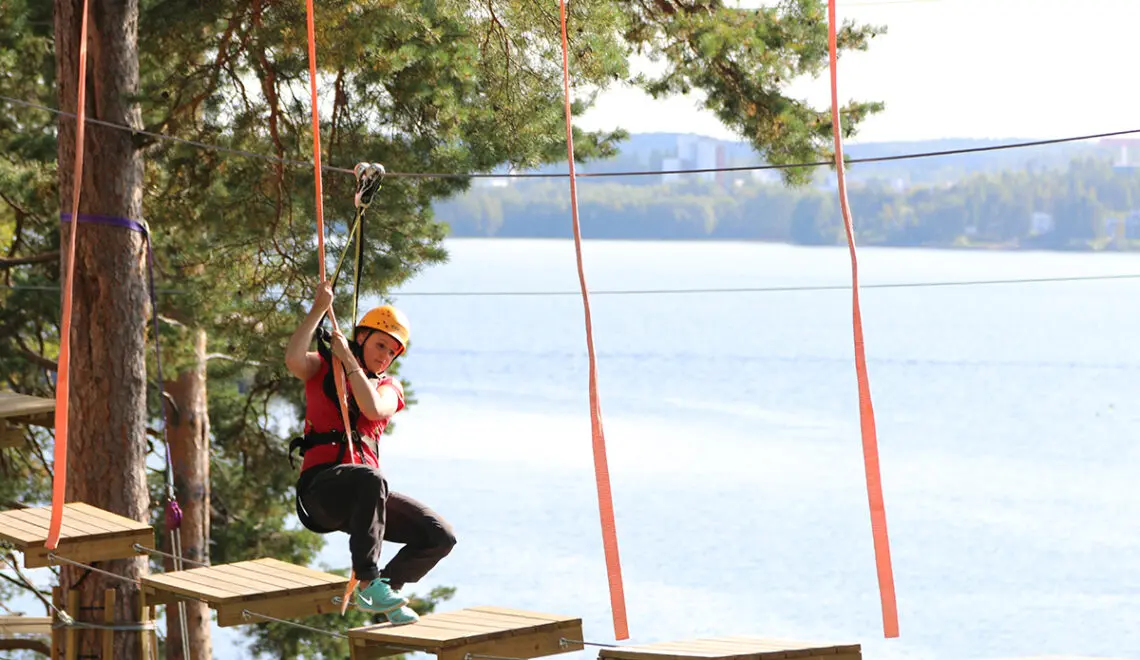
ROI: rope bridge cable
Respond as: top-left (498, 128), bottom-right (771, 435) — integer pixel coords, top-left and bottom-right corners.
top-left (381, 273), bottom-right (1140, 297)
top-left (7, 272), bottom-right (1140, 297)
top-left (828, 0), bottom-right (898, 639)
top-left (44, 553), bottom-right (347, 642)
top-left (3, 95), bottom-right (1138, 180)
top-left (557, 0), bottom-right (628, 641)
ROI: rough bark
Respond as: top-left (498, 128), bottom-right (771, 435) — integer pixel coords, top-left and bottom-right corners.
top-left (54, 0), bottom-right (149, 657)
top-left (163, 328), bottom-right (212, 660)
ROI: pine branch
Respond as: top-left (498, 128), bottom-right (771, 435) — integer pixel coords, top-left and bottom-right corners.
top-left (0, 251), bottom-right (59, 268)
top-left (12, 336), bottom-right (57, 372)
top-left (0, 550), bottom-right (55, 616)
top-left (205, 353), bottom-right (264, 367)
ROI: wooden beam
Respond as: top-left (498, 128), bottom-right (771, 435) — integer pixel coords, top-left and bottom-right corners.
top-left (0, 615), bottom-right (53, 636)
top-left (348, 605), bottom-right (584, 660)
top-left (597, 635), bottom-right (862, 660)
top-left (0, 391), bottom-right (55, 428)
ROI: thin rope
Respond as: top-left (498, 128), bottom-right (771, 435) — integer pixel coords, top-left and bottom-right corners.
top-left (133, 544), bottom-right (210, 568)
top-left (560, 638), bottom-right (620, 649)
top-left (54, 620), bottom-right (157, 632)
top-left (47, 554), bottom-right (136, 584)
top-left (169, 528), bottom-right (191, 660)
top-left (46, 0), bottom-right (91, 553)
top-left (45, 553), bottom-right (349, 643)
top-left (6, 272), bottom-right (1140, 297)
top-left (381, 272), bottom-right (1140, 297)
top-left (140, 215), bottom-right (191, 660)
top-left (240, 610), bottom-right (346, 639)
top-left (558, 0), bottom-right (628, 641)
top-left (828, 0), bottom-right (899, 639)
top-left (3, 94), bottom-right (1136, 180)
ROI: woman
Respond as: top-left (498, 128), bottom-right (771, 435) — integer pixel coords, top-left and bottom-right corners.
top-left (285, 281), bottom-right (456, 625)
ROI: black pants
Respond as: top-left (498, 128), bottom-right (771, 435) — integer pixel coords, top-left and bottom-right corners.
top-left (296, 463), bottom-right (456, 587)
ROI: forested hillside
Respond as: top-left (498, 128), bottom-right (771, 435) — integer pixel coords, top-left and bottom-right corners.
top-left (436, 150), bottom-right (1140, 250)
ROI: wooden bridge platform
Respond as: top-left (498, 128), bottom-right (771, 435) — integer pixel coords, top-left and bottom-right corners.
top-left (347, 605), bottom-right (584, 660)
top-left (0, 502), bottom-right (153, 569)
top-left (597, 636), bottom-right (862, 660)
top-left (140, 557), bottom-right (349, 627)
top-left (0, 391), bottom-right (55, 427)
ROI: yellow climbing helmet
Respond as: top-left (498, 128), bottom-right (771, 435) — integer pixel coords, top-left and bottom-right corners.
top-left (356, 305), bottom-right (410, 355)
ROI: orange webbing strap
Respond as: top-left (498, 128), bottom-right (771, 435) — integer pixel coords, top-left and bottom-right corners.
top-left (302, 0), bottom-right (358, 613)
top-left (302, 0), bottom-right (354, 454)
top-left (827, 0), bottom-right (899, 639)
top-left (558, 0), bottom-right (629, 641)
top-left (46, 0), bottom-right (92, 551)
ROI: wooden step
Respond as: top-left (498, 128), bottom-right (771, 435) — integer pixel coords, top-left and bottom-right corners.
top-left (348, 605), bottom-right (584, 660)
top-left (0, 615), bottom-right (53, 636)
top-left (0, 502), bottom-right (153, 569)
top-left (140, 557), bottom-right (349, 627)
top-left (0, 391), bottom-right (55, 428)
top-left (597, 635), bottom-right (862, 660)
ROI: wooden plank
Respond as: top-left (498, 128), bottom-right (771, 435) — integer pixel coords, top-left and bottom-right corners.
top-left (597, 636), bottom-right (862, 660)
top-left (348, 606), bottom-right (584, 660)
top-left (0, 391), bottom-right (55, 427)
top-left (140, 558), bottom-right (350, 628)
top-left (0, 503), bottom-right (155, 569)
top-left (0, 615), bottom-right (53, 636)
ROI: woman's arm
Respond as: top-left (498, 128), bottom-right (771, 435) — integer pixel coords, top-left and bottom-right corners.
top-left (344, 368), bottom-right (401, 420)
top-left (327, 331), bottom-right (401, 420)
top-left (285, 282), bottom-right (333, 381)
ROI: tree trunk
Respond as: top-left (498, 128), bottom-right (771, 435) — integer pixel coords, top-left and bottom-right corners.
top-left (54, 1), bottom-right (149, 658)
top-left (163, 328), bottom-right (212, 660)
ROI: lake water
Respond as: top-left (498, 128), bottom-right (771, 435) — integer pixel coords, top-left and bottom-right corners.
top-left (11, 238), bottom-right (1140, 659)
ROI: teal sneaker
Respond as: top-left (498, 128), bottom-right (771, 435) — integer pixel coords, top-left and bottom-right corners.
top-left (385, 605), bottom-right (420, 626)
top-left (354, 577), bottom-right (408, 614)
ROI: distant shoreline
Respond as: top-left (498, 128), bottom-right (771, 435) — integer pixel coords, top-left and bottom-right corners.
top-left (440, 233), bottom-right (1135, 254)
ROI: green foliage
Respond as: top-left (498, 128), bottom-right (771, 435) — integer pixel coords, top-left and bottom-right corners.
top-left (621, 0), bottom-right (884, 184)
top-left (437, 156), bottom-right (1140, 249)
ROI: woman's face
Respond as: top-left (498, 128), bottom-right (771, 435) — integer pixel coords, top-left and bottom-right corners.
top-left (357, 330), bottom-right (401, 374)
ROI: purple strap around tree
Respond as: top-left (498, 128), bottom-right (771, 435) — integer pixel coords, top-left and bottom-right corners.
top-left (59, 212), bottom-right (182, 530)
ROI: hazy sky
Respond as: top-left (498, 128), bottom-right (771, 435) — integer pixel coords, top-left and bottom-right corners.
top-left (577, 0), bottom-right (1140, 144)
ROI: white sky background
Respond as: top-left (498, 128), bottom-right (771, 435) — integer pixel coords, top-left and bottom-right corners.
top-left (576, 0), bottom-right (1140, 143)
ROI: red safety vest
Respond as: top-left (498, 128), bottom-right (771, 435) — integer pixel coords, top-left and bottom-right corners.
top-left (299, 359), bottom-right (405, 472)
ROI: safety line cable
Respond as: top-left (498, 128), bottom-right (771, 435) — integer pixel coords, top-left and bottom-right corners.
top-left (1, 95), bottom-right (1134, 180)
top-left (6, 272), bottom-right (1140, 297)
